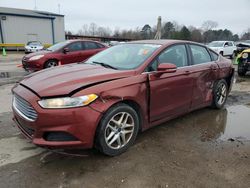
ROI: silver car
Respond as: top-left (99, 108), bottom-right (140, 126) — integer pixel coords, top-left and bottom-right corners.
top-left (25, 41), bottom-right (44, 54)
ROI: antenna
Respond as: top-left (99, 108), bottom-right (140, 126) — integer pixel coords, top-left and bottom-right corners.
top-left (34, 0), bottom-right (37, 10)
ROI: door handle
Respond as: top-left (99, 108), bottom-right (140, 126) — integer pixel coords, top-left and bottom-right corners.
top-left (184, 70), bottom-right (190, 75)
top-left (210, 65), bottom-right (217, 71)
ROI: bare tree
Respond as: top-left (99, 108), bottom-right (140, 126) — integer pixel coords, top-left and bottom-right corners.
top-left (89, 23), bottom-right (98, 36)
top-left (201, 20), bottom-right (218, 31)
top-left (82, 24), bottom-right (89, 35)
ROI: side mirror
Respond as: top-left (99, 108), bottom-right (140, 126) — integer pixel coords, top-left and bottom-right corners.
top-left (63, 47), bottom-right (70, 53)
top-left (157, 63), bottom-right (177, 72)
top-left (154, 63), bottom-right (177, 77)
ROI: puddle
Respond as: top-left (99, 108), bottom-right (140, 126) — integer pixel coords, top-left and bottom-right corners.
top-left (0, 72), bottom-right (28, 79)
top-left (219, 105), bottom-right (250, 141)
top-left (198, 105), bottom-right (250, 142)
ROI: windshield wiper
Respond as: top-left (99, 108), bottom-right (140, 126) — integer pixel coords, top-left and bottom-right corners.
top-left (92, 61), bottom-right (117, 70)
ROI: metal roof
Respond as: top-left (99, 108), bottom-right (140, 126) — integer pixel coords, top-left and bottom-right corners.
top-left (0, 7), bottom-right (64, 19)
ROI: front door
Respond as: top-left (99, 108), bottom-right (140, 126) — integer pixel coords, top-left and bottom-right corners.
top-left (148, 44), bottom-right (194, 122)
top-left (61, 41), bottom-right (83, 64)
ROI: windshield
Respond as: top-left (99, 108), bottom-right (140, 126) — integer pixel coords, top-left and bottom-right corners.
top-left (47, 41), bottom-right (70, 51)
top-left (27, 41), bottom-right (42, 46)
top-left (85, 43), bottom-right (161, 70)
top-left (208, 41), bottom-right (224, 47)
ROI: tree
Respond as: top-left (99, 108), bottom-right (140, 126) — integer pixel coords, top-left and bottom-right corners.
top-left (162, 22), bottom-right (175, 39)
top-left (178, 26), bottom-right (191, 40)
top-left (141, 24), bottom-right (152, 39)
top-left (202, 20), bottom-right (218, 31)
top-left (241, 29), bottom-right (250, 40)
top-left (191, 29), bottom-right (203, 42)
top-left (89, 23), bottom-right (98, 36)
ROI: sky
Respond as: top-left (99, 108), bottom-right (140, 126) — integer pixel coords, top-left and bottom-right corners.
top-left (0, 0), bottom-right (249, 35)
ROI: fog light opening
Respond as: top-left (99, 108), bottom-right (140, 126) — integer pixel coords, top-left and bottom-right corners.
top-left (43, 132), bottom-right (79, 142)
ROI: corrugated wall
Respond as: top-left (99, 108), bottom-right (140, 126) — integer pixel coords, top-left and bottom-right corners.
top-left (0, 15), bottom-right (65, 45)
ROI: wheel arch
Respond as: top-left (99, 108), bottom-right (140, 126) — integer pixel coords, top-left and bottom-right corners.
top-left (43, 58), bottom-right (59, 68)
top-left (93, 99), bottom-right (143, 151)
top-left (97, 99), bottom-right (143, 132)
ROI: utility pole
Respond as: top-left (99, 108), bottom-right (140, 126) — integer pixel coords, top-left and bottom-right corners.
top-left (154, 16), bottom-right (162, 40)
top-left (58, 4), bottom-right (61, 14)
top-left (34, 0), bottom-right (37, 10)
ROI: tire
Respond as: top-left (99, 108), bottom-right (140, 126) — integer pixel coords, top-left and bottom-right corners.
top-left (238, 63), bottom-right (246, 76)
top-left (211, 79), bottom-right (228, 109)
top-left (230, 51), bottom-right (236, 59)
top-left (95, 103), bottom-right (140, 156)
top-left (44, 60), bottom-right (58, 69)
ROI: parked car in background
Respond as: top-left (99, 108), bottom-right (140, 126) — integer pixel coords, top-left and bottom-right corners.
top-left (22, 40), bottom-right (107, 71)
top-left (208, 41), bottom-right (237, 59)
top-left (24, 41), bottom-right (44, 54)
top-left (237, 49), bottom-right (250, 76)
top-left (12, 40), bottom-right (234, 156)
top-left (236, 41), bottom-right (250, 54)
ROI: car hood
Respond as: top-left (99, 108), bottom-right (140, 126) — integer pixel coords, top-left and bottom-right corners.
top-left (20, 64), bottom-right (135, 97)
top-left (242, 49), bottom-right (250, 53)
top-left (24, 50), bottom-right (51, 58)
top-left (209, 47), bottom-right (222, 50)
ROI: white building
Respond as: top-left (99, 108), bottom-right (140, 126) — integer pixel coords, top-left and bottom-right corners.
top-left (0, 7), bottom-right (65, 45)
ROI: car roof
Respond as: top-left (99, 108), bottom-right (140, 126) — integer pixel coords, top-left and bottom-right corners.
top-left (67, 39), bottom-right (101, 43)
top-left (210, 41), bottom-right (233, 43)
top-left (127, 39), bottom-right (203, 47)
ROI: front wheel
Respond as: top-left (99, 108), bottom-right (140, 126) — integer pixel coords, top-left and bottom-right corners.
top-left (211, 79), bottom-right (228, 109)
top-left (238, 63), bottom-right (246, 76)
top-left (95, 103), bottom-right (139, 156)
top-left (230, 51), bottom-right (236, 59)
top-left (44, 60), bottom-right (58, 69)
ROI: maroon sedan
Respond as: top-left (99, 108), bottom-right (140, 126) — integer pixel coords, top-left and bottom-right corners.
top-left (12, 40), bottom-right (234, 156)
top-left (22, 40), bottom-right (107, 71)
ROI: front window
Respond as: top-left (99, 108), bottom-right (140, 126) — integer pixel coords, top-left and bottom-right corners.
top-left (27, 41), bottom-right (42, 46)
top-left (47, 41), bottom-right (70, 51)
top-left (85, 43), bottom-right (161, 70)
top-left (208, 41), bottom-right (225, 47)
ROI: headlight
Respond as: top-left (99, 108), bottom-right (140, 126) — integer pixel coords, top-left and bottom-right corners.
top-left (38, 94), bottom-right (98, 109)
top-left (29, 55), bottom-right (44, 61)
top-left (242, 53), bottom-right (248, 59)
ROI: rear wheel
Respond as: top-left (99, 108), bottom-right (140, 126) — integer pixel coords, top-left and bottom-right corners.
top-left (211, 79), bottom-right (228, 109)
top-left (44, 60), bottom-right (58, 69)
top-left (238, 63), bottom-right (246, 76)
top-left (95, 103), bottom-right (139, 156)
top-left (230, 51), bottom-right (236, 59)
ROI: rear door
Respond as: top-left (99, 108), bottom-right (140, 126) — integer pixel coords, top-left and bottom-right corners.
top-left (148, 44), bottom-right (194, 122)
top-left (223, 42), bottom-right (232, 56)
top-left (188, 44), bottom-right (219, 110)
top-left (61, 41), bottom-right (84, 64)
top-left (80, 42), bottom-right (106, 61)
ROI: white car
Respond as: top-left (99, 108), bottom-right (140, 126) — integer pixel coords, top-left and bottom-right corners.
top-left (208, 41), bottom-right (237, 59)
top-left (24, 41), bottom-right (44, 54)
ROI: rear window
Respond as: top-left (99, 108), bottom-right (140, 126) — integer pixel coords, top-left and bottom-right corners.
top-left (190, 45), bottom-right (211, 65)
top-left (209, 50), bottom-right (219, 61)
top-left (84, 42), bottom-right (100, 50)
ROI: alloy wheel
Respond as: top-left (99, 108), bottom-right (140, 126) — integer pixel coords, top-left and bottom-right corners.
top-left (216, 82), bottom-right (227, 105)
top-left (46, 61), bottom-right (57, 68)
top-left (104, 112), bottom-right (135, 150)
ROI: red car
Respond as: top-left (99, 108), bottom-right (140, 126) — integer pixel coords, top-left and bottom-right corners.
top-left (12, 40), bottom-right (234, 156)
top-left (22, 40), bottom-right (107, 71)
